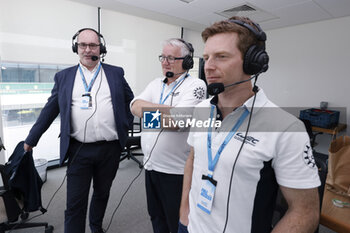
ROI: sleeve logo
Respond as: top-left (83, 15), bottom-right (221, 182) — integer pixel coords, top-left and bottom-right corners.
top-left (193, 87), bottom-right (205, 100)
top-left (303, 142), bottom-right (316, 169)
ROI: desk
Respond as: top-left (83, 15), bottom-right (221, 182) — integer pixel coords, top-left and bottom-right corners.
top-left (312, 123), bottom-right (347, 138)
top-left (320, 188), bottom-right (350, 233)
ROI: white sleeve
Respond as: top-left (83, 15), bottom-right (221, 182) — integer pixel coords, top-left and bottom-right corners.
top-left (175, 79), bottom-right (207, 107)
top-left (272, 123), bottom-right (321, 189)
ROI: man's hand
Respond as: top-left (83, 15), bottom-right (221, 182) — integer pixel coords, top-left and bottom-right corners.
top-left (24, 143), bottom-right (33, 152)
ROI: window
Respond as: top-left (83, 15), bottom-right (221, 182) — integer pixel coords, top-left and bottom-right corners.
top-left (0, 62), bottom-right (69, 162)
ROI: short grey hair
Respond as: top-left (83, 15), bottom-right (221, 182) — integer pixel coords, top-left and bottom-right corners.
top-left (162, 38), bottom-right (192, 57)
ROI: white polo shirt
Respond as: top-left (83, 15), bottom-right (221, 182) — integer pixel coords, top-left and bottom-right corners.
top-left (187, 89), bottom-right (320, 233)
top-left (131, 73), bottom-right (207, 174)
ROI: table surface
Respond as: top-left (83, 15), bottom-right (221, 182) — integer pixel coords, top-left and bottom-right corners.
top-left (312, 123), bottom-right (347, 136)
top-left (320, 188), bottom-right (350, 233)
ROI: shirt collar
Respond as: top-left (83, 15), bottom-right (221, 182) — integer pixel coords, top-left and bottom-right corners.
top-left (209, 87), bottom-right (269, 116)
top-left (79, 62), bottom-right (101, 73)
top-left (244, 87), bottom-right (268, 113)
top-left (163, 73), bottom-right (189, 86)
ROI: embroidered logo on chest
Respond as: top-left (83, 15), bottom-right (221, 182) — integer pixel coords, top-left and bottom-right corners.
top-left (233, 132), bottom-right (259, 146)
top-left (172, 92), bottom-right (180, 97)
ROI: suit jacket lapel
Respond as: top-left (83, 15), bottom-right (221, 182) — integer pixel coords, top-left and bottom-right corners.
top-left (66, 65), bottom-right (78, 108)
top-left (103, 64), bottom-right (117, 104)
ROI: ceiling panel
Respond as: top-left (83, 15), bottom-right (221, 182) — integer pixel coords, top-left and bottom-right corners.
top-left (192, 13), bottom-right (227, 27)
top-left (314, 0), bottom-right (350, 17)
top-left (167, 5), bottom-right (212, 20)
top-left (249, 0), bottom-right (310, 11)
top-left (113, 0), bottom-right (185, 12)
top-left (189, 0), bottom-right (248, 12)
top-left (69, 0), bottom-right (350, 31)
top-left (261, 1), bottom-right (332, 30)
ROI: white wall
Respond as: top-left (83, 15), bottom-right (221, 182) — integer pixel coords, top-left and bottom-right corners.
top-left (183, 28), bottom-right (204, 58)
top-left (261, 16), bottom-right (350, 153)
top-left (0, 0), bottom-right (181, 94)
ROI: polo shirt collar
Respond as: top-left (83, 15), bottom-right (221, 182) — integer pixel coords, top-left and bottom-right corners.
top-left (209, 87), bottom-right (269, 117)
top-left (164, 73), bottom-right (189, 85)
top-left (79, 62), bottom-right (101, 73)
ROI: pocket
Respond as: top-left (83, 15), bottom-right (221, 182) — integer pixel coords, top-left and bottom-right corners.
top-left (178, 221), bottom-right (189, 233)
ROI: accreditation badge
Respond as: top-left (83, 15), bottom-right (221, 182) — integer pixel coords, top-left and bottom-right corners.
top-left (81, 93), bottom-right (92, 109)
top-left (196, 174), bottom-right (217, 214)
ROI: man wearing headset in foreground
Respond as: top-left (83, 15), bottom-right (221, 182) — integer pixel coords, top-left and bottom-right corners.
top-left (24, 28), bottom-right (134, 233)
top-left (131, 38), bottom-right (206, 233)
top-left (178, 16), bottom-right (320, 233)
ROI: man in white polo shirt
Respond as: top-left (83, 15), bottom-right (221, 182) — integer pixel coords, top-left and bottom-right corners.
top-left (178, 16), bottom-right (320, 233)
top-left (131, 38), bottom-right (206, 233)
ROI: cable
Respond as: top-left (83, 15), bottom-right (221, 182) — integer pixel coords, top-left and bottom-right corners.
top-left (8, 65), bottom-right (104, 233)
top-left (104, 128), bottom-right (164, 232)
top-left (104, 71), bottom-right (189, 232)
top-left (222, 76), bottom-right (259, 233)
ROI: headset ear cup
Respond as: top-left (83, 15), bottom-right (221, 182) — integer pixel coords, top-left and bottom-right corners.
top-left (243, 45), bottom-right (269, 75)
top-left (258, 50), bottom-right (269, 73)
top-left (100, 44), bottom-right (107, 55)
top-left (72, 42), bottom-right (78, 54)
top-left (182, 55), bottom-right (194, 70)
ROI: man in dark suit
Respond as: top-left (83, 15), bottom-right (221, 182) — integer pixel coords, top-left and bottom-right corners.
top-left (24, 28), bottom-right (134, 233)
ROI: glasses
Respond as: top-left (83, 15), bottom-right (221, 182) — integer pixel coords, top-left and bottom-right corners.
top-left (77, 43), bottom-right (100, 50)
top-left (158, 55), bottom-right (184, 63)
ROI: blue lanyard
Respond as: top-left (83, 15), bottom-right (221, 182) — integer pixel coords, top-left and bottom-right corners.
top-left (159, 74), bottom-right (187, 104)
top-left (78, 63), bottom-right (102, 93)
top-left (207, 105), bottom-right (249, 175)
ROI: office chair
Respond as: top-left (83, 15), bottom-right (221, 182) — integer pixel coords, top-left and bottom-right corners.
top-left (120, 117), bottom-right (144, 168)
top-left (0, 141), bottom-right (53, 233)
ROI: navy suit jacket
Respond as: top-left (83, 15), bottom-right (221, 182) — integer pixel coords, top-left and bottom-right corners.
top-left (25, 63), bottom-right (134, 165)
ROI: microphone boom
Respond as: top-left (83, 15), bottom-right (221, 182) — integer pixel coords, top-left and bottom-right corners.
top-left (207, 76), bottom-right (256, 95)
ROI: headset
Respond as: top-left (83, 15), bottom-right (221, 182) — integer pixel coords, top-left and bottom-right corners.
top-left (228, 19), bottom-right (269, 75)
top-left (72, 28), bottom-right (107, 55)
top-left (177, 38), bottom-right (194, 70)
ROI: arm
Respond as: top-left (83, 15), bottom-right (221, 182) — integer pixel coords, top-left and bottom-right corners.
top-left (179, 147), bottom-right (194, 226)
top-left (122, 73), bottom-right (135, 129)
top-left (24, 73), bottom-right (60, 150)
top-left (131, 99), bottom-right (182, 130)
top-left (272, 186), bottom-right (319, 233)
top-left (24, 143), bottom-right (33, 152)
top-left (131, 99), bottom-right (170, 118)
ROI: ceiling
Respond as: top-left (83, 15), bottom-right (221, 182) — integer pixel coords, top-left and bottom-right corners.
top-left (69, 0), bottom-right (350, 31)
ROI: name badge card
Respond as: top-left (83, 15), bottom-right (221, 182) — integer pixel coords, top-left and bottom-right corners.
top-left (196, 174), bottom-right (217, 214)
top-left (81, 93), bottom-right (92, 109)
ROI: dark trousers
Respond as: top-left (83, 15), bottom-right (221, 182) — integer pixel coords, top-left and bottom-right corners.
top-left (145, 170), bottom-right (183, 233)
top-left (65, 139), bottom-right (121, 233)
top-left (177, 222), bottom-right (188, 233)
